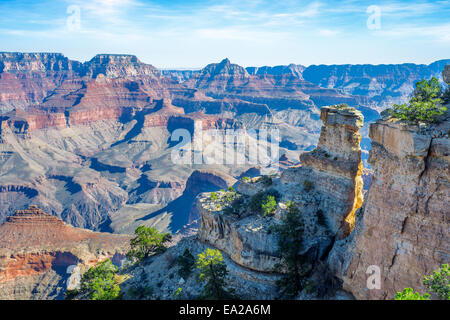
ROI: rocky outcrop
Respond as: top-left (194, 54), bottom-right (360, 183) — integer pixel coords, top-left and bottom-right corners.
top-left (197, 105), bottom-right (365, 273)
top-left (0, 110), bottom-right (67, 136)
top-left (120, 237), bottom-right (279, 300)
top-left (0, 206), bottom-right (130, 299)
top-left (328, 113), bottom-right (450, 299)
top-left (185, 170), bottom-right (237, 195)
top-left (0, 53), bottom-right (81, 112)
top-left (444, 65), bottom-right (450, 84)
top-left (0, 52), bottom-right (80, 74)
top-left (196, 189), bottom-right (280, 272)
top-left (82, 54), bottom-right (161, 79)
top-left (161, 69), bottom-right (200, 83)
top-left (297, 105), bottom-right (364, 237)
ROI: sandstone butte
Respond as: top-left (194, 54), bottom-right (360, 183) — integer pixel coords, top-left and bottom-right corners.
top-left (0, 205), bottom-right (130, 299)
top-left (328, 69), bottom-right (450, 299)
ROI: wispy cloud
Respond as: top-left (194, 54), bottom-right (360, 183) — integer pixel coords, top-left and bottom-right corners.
top-left (196, 27), bottom-right (285, 41)
top-left (378, 23), bottom-right (450, 43)
top-left (0, 0), bottom-right (448, 67)
top-left (318, 29), bottom-right (340, 37)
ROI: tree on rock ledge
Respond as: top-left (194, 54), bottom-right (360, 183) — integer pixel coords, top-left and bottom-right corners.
top-left (271, 201), bottom-right (306, 298)
top-left (386, 77), bottom-right (447, 124)
top-left (196, 248), bottom-right (234, 300)
top-left (79, 259), bottom-right (121, 300)
top-left (127, 225), bottom-right (172, 262)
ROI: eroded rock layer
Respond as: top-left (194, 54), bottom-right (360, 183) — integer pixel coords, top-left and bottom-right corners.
top-left (329, 115), bottom-right (450, 299)
top-left (0, 206), bottom-right (130, 299)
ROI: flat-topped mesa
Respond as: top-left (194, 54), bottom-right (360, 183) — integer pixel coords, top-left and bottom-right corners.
top-left (0, 52), bottom-right (81, 74)
top-left (82, 54), bottom-right (161, 79)
top-left (297, 105), bottom-right (364, 237)
top-left (246, 63), bottom-right (305, 79)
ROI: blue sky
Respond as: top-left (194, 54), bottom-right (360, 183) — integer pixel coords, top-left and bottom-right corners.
top-left (0, 0), bottom-right (449, 68)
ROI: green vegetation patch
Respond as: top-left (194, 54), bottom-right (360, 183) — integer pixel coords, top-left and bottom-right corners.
top-left (127, 225), bottom-right (172, 262)
top-left (387, 77), bottom-right (447, 124)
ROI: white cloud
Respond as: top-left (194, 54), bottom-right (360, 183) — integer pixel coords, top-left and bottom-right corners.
top-left (378, 23), bottom-right (450, 43)
top-left (196, 27), bottom-right (284, 41)
top-left (318, 29), bottom-right (340, 37)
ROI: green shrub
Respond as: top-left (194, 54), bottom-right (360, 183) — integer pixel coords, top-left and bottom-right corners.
top-left (223, 195), bottom-right (244, 216)
top-left (395, 288), bottom-right (430, 300)
top-left (249, 189), bottom-right (280, 215)
top-left (334, 103), bottom-right (353, 110)
top-left (64, 289), bottom-right (80, 300)
top-left (127, 226), bottom-right (172, 262)
top-left (260, 175), bottom-right (273, 187)
top-left (249, 191), bottom-right (265, 213)
top-left (271, 201), bottom-right (306, 297)
top-left (227, 186), bottom-right (235, 192)
top-left (79, 260), bottom-right (121, 300)
top-left (413, 77), bottom-right (442, 101)
top-left (262, 195), bottom-right (277, 217)
top-left (196, 248), bottom-right (233, 300)
top-left (395, 264), bottom-right (449, 300)
top-left (241, 176), bottom-right (251, 182)
top-left (210, 192), bottom-right (218, 201)
top-left (423, 264), bottom-right (449, 300)
top-left (388, 77), bottom-right (446, 124)
top-left (177, 248), bottom-right (195, 279)
top-left (173, 287), bottom-right (183, 299)
top-left (223, 189), bottom-right (237, 203)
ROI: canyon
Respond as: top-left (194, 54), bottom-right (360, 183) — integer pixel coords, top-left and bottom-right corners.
top-left (0, 52), bottom-right (448, 300)
top-left (121, 92), bottom-right (449, 300)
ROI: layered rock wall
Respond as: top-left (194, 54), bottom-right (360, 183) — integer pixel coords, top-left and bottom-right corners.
top-left (0, 206), bottom-right (130, 299)
top-left (329, 116), bottom-right (450, 299)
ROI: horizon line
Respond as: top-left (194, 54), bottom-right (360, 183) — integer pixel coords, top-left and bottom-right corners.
top-left (1, 51), bottom-right (450, 70)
